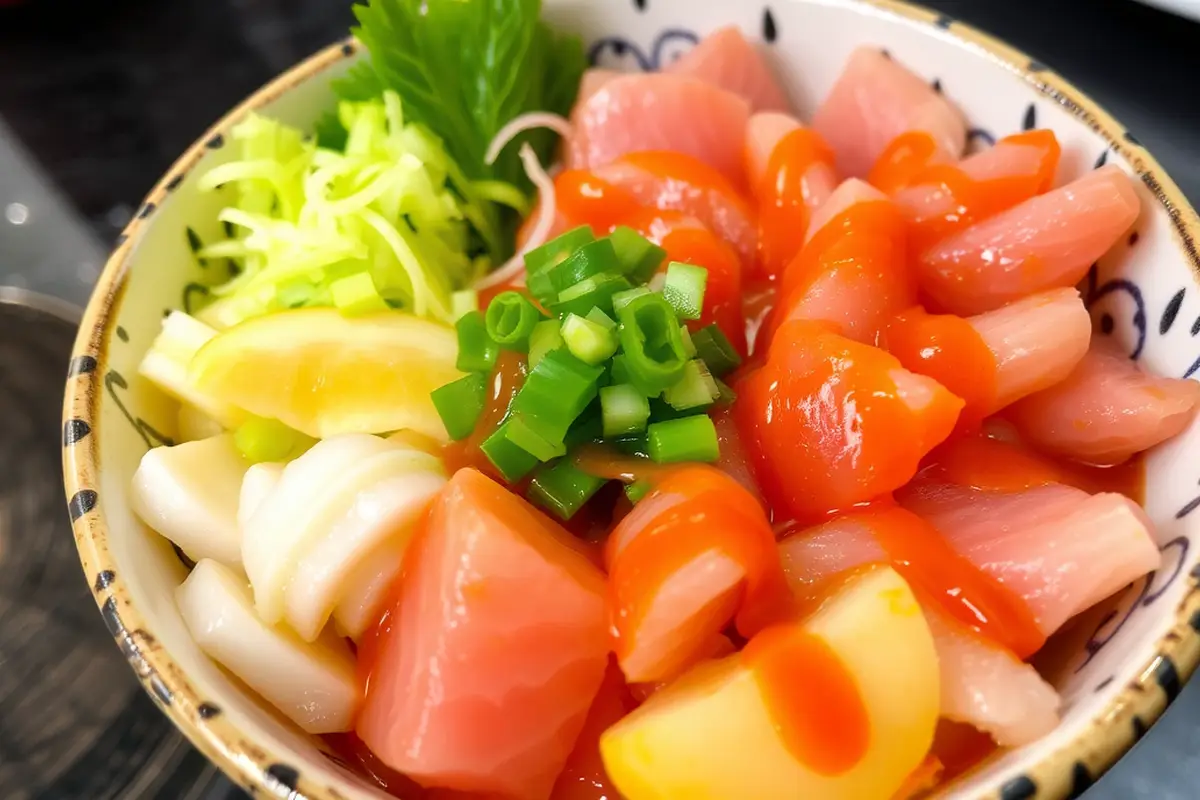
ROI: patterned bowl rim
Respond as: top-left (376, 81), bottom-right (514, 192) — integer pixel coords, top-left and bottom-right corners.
top-left (61, 2), bottom-right (1200, 799)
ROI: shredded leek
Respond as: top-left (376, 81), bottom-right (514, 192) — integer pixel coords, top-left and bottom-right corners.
top-left (193, 91), bottom-right (520, 328)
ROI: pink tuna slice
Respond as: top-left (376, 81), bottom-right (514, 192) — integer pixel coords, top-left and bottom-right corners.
top-left (917, 165), bottom-right (1141, 315)
top-left (567, 73), bottom-right (751, 186)
top-left (591, 154), bottom-right (757, 265)
top-left (744, 111), bottom-right (839, 206)
top-left (1006, 336), bottom-right (1200, 465)
top-left (356, 469), bottom-right (609, 800)
top-left (778, 493), bottom-right (1157, 745)
top-left (777, 515), bottom-right (1059, 746)
top-left (665, 26), bottom-right (790, 112)
top-left (898, 481), bottom-right (1161, 634)
top-left (771, 179), bottom-right (914, 345)
top-left (893, 130), bottom-right (1061, 236)
top-left (812, 47), bottom-right (967, 179)
top-left (969, 287), bottom-right (1092, 413)
top-left (577, 68), bottom-right (620, 105)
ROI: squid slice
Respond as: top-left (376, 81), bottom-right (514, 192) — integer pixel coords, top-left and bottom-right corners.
top-left (177, 559), bottom-right (358, 733)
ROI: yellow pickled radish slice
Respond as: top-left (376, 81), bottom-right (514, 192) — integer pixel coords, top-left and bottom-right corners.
top-left (600, 566), bottom-right (939, 800)
top-left (189, 308), bottom-right (462, 441)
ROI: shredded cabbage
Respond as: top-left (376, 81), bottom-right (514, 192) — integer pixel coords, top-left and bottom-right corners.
top-left (193, 91), bottom-right (517, 327)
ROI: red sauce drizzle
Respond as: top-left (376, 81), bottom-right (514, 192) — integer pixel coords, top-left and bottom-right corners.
top-left (884, 306), bottom-right (998, 426)
top-left (755, 128), bottom-right (837, 282)
top-left (861, 504), bottom-right (1046, 659)
top-left (741, 625), bottom-right (871, 774)
top-left (442, 350), bottom-right (527, 479)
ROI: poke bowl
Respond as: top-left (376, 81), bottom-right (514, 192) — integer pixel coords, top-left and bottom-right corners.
top-left (61, 0), bottom-right (1200, 799)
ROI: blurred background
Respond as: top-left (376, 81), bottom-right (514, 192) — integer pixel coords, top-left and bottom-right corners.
top-left (0, 0), bottom-right (1197, 797)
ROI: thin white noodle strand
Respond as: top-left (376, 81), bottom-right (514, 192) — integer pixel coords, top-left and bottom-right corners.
top-left (484, 113), bottom-right (573, 166)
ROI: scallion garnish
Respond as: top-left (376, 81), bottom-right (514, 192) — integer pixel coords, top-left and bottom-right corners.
top-left (431, 372), bottom-right (488, 441)
top-left (528, 459), bottom-right (607, 520)
top-left (600, 384), bottom-right (651, 437)
top-left (661, 261), bottom-right (708, 321)
top-left (616, 293), bottom-right (689, 393)
top-left (485, 291), bottom-right (541, 350)
top-left (691, 324), bottom-right (742, 378)
top-left (455, 310), bottom-right (498, 372)
top-left (562, 313), bottom-right (619, 365)
top-left (647, 415), bottom-right (720, 464)
top-left (432, 225), bottom-right (732, 504)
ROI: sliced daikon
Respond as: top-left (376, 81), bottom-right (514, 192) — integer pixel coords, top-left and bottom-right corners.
top-left (177, 402), bottom-right (227, 443)
top-left (177, 559), bottom-right (358, 734)
top-left (131, 434), bottom-right (248, 567)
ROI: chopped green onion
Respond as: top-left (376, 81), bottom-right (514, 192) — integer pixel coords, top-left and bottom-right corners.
top-left (662, 262), bottom-right (708, 321)
top-left (715, 377), bottom-right (737, 406)
top-left (480, 420), bottom-right (540, 483)
top-left (610, 226), bottom-right (667, 284)
top-left (528, 460), bottom-right (607, 520)
top-left (485, 291), bottom-right (540, 350)
top-left (679, 325), bottom-right (697, 357)
top-left (526, 270), bottom-right (558, 307)
top-left (564, 405), bottom-right (605, 448)
top-left (511, 349), bottom-right (604, 444)
top-left (455, 310), bottom-right (498, 372)
top-left (600, 384), bottom-right (652, 437)
top-left (625, 480), bottom-right (653, 504)
top-left (612, 434), bottom-right (651, 458)
top-left (330, 272), bottom-right (388, 316)
top-left (524, 226), bottom-right (595, 275)
top-left (647, 415), bottom-right (720, 464)
top-left (616, 292), bottom-right (689, 393)
top-left (504, 416), bottom-right (567, 461)
top-left (234, 416), bottom-right (315, 464)
top-left (613, 286), bottom-right (651, 313)
top-left (451, 289), bottom-right (478, 320)
top-left (662, 359), bottom-right (720, 411)
top-left (586, 307), bottom-right (616, 330)
top-left (546, 238), bottom-right (620, 293)
top-left (528, 319), bottom-right (564, 368)
top-left (691, 324), bottom-right (742, 378)
top-left (431, 373), bottom-right (487, 441)
top-left (562, 313), bottom-right (619, 365)
top-left (550, 273), bottom-right (632, 319)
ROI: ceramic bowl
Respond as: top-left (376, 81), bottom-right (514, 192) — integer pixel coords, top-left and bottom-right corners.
top-left (62, 0), bottom-right (1200, 797)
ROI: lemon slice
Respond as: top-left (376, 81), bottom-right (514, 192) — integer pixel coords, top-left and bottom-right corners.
top-left (190, 308), bottom-right (462, 441)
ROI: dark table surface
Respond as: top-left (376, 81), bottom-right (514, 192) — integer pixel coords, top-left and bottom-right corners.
top-left (0, 0), bottom-right (1198, 797)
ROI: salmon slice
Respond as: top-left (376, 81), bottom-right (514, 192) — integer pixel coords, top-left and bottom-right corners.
top-left (744, 112), bottom-right (840, 280)
top-left (665, 25), bottom-right (790, 112)
top-left (812, 47), bottom-right (967, 179)
top-left (771, 180), bottom-right (914, 346)
top-left (893, 129), bottom-right (1062, 254)
top-left (568, 73), bottom-right (751, 185)
top-left (606, 466), bottom-right (791, 684)
top-left (917, 165), bottom-right (1141, 315)
top-left (885, 288), bottom-right (1091, 422)
top-left (899, 481), bottom-right (1161, 634)
top-left (356, 469), bottom-right (610, 800)
top-left (1006, 336), bottom-right (1200, 465)
top-left (592, 150), bottom-right (757, 264)
top-left (734, 321), bottom-right (962, 522)
top-left (712, 404), bottom-right (763, 502)
top-left (778, 513), bottom-right (1059, 746)
top-left (550, 661), bottom-right (637, 800)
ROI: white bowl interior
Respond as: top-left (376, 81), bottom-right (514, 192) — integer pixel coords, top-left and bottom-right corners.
top-left (86, 0), bottom-right (1200, 796)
